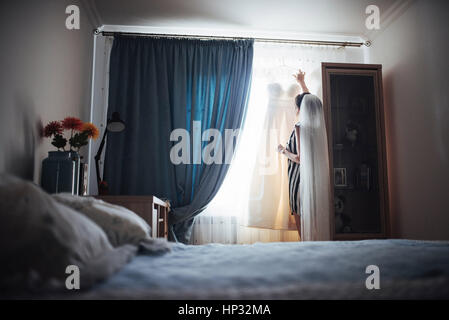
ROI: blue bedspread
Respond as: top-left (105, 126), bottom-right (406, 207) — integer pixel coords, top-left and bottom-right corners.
top-left (81, 239), bottom-right (449, 299)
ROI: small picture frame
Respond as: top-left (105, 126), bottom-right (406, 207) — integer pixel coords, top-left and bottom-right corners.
top-left (334, 168), bottom-right (347, 187)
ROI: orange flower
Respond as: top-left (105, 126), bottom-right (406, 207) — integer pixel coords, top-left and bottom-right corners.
top-left (81, 122), bottom-right (100, 140)
top-left (62, 117), bottom-right (83, 131)
top-left (43, 121), bottom-right (63, 137)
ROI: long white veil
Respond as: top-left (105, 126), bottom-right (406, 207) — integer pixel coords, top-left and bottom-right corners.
top-left (299, 94), bottom-right (331, 241)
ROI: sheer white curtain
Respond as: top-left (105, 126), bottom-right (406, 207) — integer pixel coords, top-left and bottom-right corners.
top-left (191, 42), bottom-right (350, 245)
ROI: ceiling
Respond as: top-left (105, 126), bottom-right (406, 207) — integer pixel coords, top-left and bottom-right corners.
top-left (88, 0), bottom-right (409, 40)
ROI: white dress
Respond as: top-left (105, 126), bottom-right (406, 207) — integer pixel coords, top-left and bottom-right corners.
top-left (246, 82), bottom-right (299, 229)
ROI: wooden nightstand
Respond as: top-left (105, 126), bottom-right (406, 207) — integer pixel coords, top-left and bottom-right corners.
top-left (95, 195), bottom-right (170, 239)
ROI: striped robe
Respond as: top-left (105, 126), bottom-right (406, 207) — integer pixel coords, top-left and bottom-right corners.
top-left (286, 125), bottom-right (300, 215)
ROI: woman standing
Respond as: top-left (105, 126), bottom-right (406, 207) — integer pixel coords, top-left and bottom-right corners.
top-left (277, 69), bottom-right (310, 239)
top-left (278, 69), bottom-right (332, 241)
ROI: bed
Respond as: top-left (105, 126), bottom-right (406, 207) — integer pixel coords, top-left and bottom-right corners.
top-left (1, 175), bottom-right (448, 300)
top-left (69, 239), bottom-right (449, 300)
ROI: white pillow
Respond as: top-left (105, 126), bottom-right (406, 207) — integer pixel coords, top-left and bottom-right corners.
top-left (52, 193), bottom-right (152, 247)
top-left (0, 174), bottom-right (136, 291)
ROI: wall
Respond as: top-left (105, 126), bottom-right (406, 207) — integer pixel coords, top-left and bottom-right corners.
top-left (0, 0), bottom-right (94, 182)
top-left (369, 0), bottom-right (449, 239)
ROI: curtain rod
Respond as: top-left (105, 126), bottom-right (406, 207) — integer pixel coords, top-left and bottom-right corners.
top-left (96, 30), bottom-right (368, 48)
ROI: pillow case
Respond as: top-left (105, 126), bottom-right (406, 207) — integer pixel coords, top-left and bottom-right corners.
top-left (0, 174), bottom-right (137, 292)
top-left (52, 193), bottom-right (152, 247)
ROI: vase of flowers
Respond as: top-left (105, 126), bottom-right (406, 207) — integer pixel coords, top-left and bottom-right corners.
top-left (41, 117), bottom-right (99, 194)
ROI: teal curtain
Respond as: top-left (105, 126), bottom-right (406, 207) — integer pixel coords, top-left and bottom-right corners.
top-left (104, 36), bottom-right (253, 243)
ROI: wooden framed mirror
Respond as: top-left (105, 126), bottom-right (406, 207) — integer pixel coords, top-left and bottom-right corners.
top-left (322, 63), bottom-right (390, 240)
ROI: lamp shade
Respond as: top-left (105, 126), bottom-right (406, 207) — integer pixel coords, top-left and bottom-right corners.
top-left (107, 112), bottom-right (125, 132)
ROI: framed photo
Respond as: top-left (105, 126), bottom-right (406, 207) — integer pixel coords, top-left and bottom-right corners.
top-left (334, 168), bottom-right (347, 187)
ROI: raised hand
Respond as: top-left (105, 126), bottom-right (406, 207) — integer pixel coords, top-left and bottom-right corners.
top-left (293, 69), bottom-right (306, 83)
top-left (292, 69), bottom-right (309, 93)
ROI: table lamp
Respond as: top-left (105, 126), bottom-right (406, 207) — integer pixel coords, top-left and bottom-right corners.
top-left (94, 112), bottom-right (125, 190)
